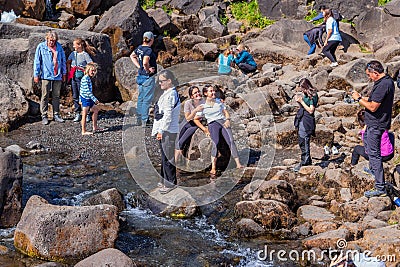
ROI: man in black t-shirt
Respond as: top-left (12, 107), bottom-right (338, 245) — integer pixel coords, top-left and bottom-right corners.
top-left (352, 60), bottom-right (395, 198)
top-left (130, 31), bottom-right (158, 127)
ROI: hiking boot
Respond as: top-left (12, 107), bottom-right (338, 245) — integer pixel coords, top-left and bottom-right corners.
top-left (86, 114), bottom-right (92, 122)
top-left (53, 114), bottom-right (65, 123)
top-left (42, 117), bottom-right (49, 125)
top-left (364, 188), bottom-right (387, 198)
top-left (73, 113), bottom-right (81, 122)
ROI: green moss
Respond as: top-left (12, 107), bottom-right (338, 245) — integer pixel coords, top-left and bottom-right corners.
top-left (304, 9), bottom-right (322, 24)
top-left (230, 0), bottom-right (274, 29)
top-left (140, 0), bottom-right (156, 10)
top-left (378, 0), bottom-right (392, 6)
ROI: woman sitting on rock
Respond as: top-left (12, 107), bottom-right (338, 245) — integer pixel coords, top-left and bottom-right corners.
top-left (293, 78), bottom-right (318, 172)
top-left (176, 85), bottom-right (205, 161)
top-left (194, 84), bottom-right (243, 179)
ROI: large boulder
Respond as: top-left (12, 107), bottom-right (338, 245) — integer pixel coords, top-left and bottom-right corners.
top-left (354, 0), bottom-right (400, 44)
top-left (81, 188), bottom-right (125, 212)
top-left (93, 0), bottom-right (157, 60)
top-left (258, 0), bottom-right (303, 20)
top-left (314, 0), bottom-right (378, 20)
top-left (14, 195), bottom-right (119, 263)
top-left (0, 73), bottom-right (28, 128)
top-left (0, 0), bottom-right (45, 20)
top-left (0, 23), bottom-right (115, 103)
top-left (0, 149), bottom-right (23, 227)
top-left (56, 0), bottom-right (124, 17)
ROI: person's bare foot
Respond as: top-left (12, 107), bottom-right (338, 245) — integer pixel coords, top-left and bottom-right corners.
top-left (82, 131), bottom-right (93, 135)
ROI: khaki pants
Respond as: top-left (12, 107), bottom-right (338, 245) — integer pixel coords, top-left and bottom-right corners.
top-left (40, 80), bottom-right (61, 118)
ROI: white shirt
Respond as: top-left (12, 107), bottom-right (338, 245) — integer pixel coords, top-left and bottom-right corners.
top-left (152, 87), bottom-right (181, 135)
top-left (196, 99), bottom-right (226, 123)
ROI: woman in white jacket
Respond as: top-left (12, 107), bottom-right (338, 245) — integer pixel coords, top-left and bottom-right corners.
top-left (152, 69), bottom-right (181, 194)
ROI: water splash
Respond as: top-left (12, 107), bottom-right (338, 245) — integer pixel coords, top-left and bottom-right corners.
top-left (0, 10), bottom-right (19, 23)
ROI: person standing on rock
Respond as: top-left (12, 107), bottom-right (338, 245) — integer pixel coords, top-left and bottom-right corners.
top-left (130, 31), bottom-right (157, 128)
top-left (321, 8), bottom-right (341, 67)
top-left (67, 38), bottom-right (96, 123)
top-left (152, 69), bottom-right (181, 194)
top-left (351, 60), bottom-right (395, 198)
top-left (293, 78), bottom-right (318, 172)
top-left (33, 30), bottom-right (67, 125)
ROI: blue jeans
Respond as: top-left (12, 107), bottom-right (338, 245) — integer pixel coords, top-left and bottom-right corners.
top-left (303, 34), bottom-right (316, 55)
top-left (137, 76), bottom-right (155, 122)
top-left (364, 126), bottom-right (385, 191)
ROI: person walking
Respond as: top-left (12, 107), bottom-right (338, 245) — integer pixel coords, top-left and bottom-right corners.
top-left (303, 24), bottom-right (325, 55)
top-left (152, 70), bottom-right (181, 194)
top-left (80, 62), bottom-right (102, 135)
top-left (351, 60), bottom-right (395, 198)
top-left (322, 8), bottom-right (342, 67)
top-left (33, 30), bottom-right (67, 125)
top-left (130, 31), bottom-right (157, 127)
top-left (293, 78), bottom-right (318, 172)
top-left (194, 85), bottom-right (243, 179)
top-left (67, 38), bottom-right (96, 122)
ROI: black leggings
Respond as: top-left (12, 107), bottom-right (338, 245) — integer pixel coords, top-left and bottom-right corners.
top-left (322, 40), bottom-right (340, 63)
top-left (208, 120), bottom-right (239, 158)
top-left (351, 145), bottom-right (394, 165)
top-left (178, 120), bottom-right (198, 150)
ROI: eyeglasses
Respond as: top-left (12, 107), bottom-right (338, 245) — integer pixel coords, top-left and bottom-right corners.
top-left (159, 79), bottom-right (168, 84)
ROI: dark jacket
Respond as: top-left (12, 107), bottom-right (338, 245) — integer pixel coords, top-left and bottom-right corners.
top-left (294, 108), bottom-right (316, 136)
top-left (304, 24), bottom-right (325, 46)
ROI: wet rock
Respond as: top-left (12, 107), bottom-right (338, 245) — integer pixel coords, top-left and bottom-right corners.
top-left (235, 199), bottom-right (296, 229)
top-left (74, 248), bottom-right (133, 267)
top-left (14, 195), bottom-right (119, 263)
top-left (297, 205), bottom-right (335, 225)
top-left (145, 188), bottom-right (197, 218)
top-left (242, 179), bottom-right (297, 209)
top-left (302, 229), bottom-right (350, 249)
top-left (0, 149), bottom-right (23, 227)
top-left (231, 218), bottom-right (265, 238)
top-left (82, 188), bottom-right (125, 212)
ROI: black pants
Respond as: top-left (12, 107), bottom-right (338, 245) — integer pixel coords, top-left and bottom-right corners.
top-left (71, 75), bottom-right (82, 113)
top-left (238, 63), bottom-right (257, 74)
top-left (178, 121), bottom-right (198, 150)
top-left (351, 145), bottom-right (394, 165)
top-left (299, 136), bottom-right (312, 166)
top-left (160, 132), bottom-right (177, 188)
top-left (322, 40), bottom-right (340, 63)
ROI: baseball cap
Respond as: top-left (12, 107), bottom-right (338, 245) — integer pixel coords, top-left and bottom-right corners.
top-left (143, 31), bottom-right (155, 40)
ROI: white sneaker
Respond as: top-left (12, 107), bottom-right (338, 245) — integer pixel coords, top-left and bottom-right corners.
top-left (330, 62), bottom-right (338, 67)
top-left (331, 146), bottom-right (339, 155)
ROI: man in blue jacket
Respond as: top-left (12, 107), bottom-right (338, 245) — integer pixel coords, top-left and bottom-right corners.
top-left (33, 30), bottom-right (67, 125)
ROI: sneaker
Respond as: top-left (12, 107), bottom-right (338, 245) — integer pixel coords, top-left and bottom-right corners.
top-left (86, 114), bottom-right (92, 122)
top-left (330, 62), bottom-right (339, 67)
top-left (42, 117), bottom-right (49, 125)
top-left (53, 114), bottom-right (65, 123)
top-left (73, 113), bottom-right (82, 122)
top-left (141, 120), bottom-right (147, 128)
top-left (293, 163), bottom-right (302, 172)
top-left (331, 146), bottom-right (339, 155)
top-left (364, 188), bottom-right (387, 198)
top-left (362, 167), bottom-right (374, 176)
